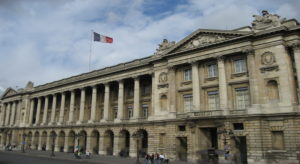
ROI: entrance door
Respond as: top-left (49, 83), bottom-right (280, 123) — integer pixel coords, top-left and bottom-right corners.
top-left (234, 136), bottom-right (247, 164)
top-left (176, 137), bottom-right (187, 161)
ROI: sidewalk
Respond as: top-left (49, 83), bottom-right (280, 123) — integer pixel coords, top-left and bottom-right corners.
top-left (0, 150), bottom-right (194, 164)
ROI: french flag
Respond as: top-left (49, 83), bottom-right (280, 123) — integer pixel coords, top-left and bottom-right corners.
top-left (93, 32), bottom-right (113, 43)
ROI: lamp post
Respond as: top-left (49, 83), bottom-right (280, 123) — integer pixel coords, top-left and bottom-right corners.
top-left (22, 133), bottom-right (27, 153)
top-left (132, 132), bottom-right (143, 164)
top-left (50, 133), bottom-right (57, 157)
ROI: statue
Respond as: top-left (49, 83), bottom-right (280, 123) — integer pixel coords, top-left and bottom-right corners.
top-left (155, 39), bottom-right (175, 55)
top-left (252, 10), bottom-right (285, 30)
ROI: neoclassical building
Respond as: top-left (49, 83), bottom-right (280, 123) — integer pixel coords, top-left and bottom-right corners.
top-left (1, 11), bottom-right (300, 163)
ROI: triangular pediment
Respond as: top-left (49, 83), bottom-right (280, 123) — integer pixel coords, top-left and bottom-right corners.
top-left (165, 29), bottom-right (251, 54)
top-left (1, 88), bottom-right (17, 99)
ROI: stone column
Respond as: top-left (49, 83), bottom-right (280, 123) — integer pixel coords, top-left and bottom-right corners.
top-left (5, 103), bottom-right (11, 126)
top-left (63, 135), bottom-right (69, 152)
top-left (245, 49), bottom-right (260, 107)
top-left (34, 98), bottom-right (42, 125)
top-left (116, 80), bottom-right (124, 122)
top-left (133, 76), bottom-right (140, 119)
top-left (28, 100), bottom-right (34, 126)
top-left (192, 61), bottom-right (201, 111)
top-left (292, 43), bottom-right (300, 103)
top-left (77, 88), bottom-right (85, 124)
top-left (102, 83), bottom-right (110, 122)
top-left (42, 96), bottom-right (49, 125)
top-left (0, 104), bottom-right (6, 126)
top-left (129, 136), bottom-right (137, 157)
top-left (50, 94), bottom-right (57, 125)
top-left (113, 135), bottom-right (119, 156)
top-left (54, 136), bottom-right (59, 152)
top-left (38, 135), bottom-right (43, 150)
top-left (10, 102), bottom-right (16, 126)
top-left (89, 85), bottom-right (98, 123)
top-left (46, 135), bottom-right (51, 151)
top-left (99, 134), bottom-right (105, 155)
top-left (168, 66), bottom-right (177, 114)
top-left (15, 101), bottom-right (22, 126)
top-left (218, 56), bottom-right (228, 113)
top-left (151, 73), bottom-right (155, 117)
top-left (58, 92), bottom-right (66, 125)
top-left (68, 90), bottom-right (75, 124)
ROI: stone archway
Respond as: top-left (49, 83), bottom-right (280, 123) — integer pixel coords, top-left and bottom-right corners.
top-left (104, 130), bottom-right (114, 155)
top-left (33, 131), bottom-right (39, 150)
top-left (78, 130), bottom-right (87, 152)
top-left (41, 131), bottom-right (47, 151)
top-left (119, 130), bottom-right (130, 157)
top-left (90, 130), bottom-right (100, 154)
top-left (136, 129), bottom-right (148, 157)
top-left (58, 131), bottom-right (65, 152)
top-left (49, 131), bottom-right (57, 152)
top-left (26, 132), bottom-right (33, 149)
top-left (67, 131), bottom-right (76, 153)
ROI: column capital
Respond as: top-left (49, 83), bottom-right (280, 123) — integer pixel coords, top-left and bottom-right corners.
top-left (289, 41), bottom-right (300, 50)
top-left (133, 76), bottom-right (140, 80)
top-left (190, 60), bottom-right (199, 66)
top-left (216, 55), bottom-right (225, 62)
top-left (167, 65), bottom-right (176, 72)
top-left (117, 79), bottom-right (124, 83)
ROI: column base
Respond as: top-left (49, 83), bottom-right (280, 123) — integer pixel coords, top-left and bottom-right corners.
top-left (48, 122), bottom-right (55, 126)
top-left (76, 121), bottom-right (82, 125)
top-left (114, 119), bottom-right (122, 123)
top-left (87, 120), bottom-right (95, 124)
top-left (100, 119), bottom-right (108, 123)
top-left (57, 122), bottom-right (63, 126)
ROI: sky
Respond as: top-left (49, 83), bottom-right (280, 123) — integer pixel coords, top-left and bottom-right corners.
top-left (0, 0), bottom-right (299, 94)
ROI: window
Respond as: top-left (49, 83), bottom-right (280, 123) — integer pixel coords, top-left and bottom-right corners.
top-left (207, 91), bottom-right (219, 110)
top-left (183, 68), bottom-right (192, 81)
top-left (160, 95), bottom-right (168, 111)
top-left (234, 59), bottom-right (247, 73)
top-left (233, 123), bottom-right (244, 130)
top-left (178, 125), bottom-right (186, 131)
top-left (127, 106), bottom-right (133, 118)
top-left (100, 108), bottom-right (104, 119)
top-left (127, 85), bottom-right (134, 98)
top-left (272, 131), bottom-right (284, 150)
top-left (235, 87), bottom-right (249, 109)
top-left (183, 94), bottom-right (193, 111)
top-left (113, 106), bottom-right (118, 119)
top-left (267, 80), bottom-right (279, 100)
top-left (142, 104), bottom-right (148, 118)
top-left (142, 84), bottom-right (151, 96)
top-left (207, 64), bottom-right (218, 78)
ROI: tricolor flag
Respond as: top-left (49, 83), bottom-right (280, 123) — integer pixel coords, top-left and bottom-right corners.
top-left (93, 32), bottom-right (113, 43)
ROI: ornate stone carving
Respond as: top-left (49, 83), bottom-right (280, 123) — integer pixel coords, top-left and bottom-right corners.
top-left (183, 35), bottom-right (227, 49)
top-left (252, 10), bottom-right (286, 31)
top-left (155, 39), bottom-right (176, 55)
top-left (159, 72), bottom-right (168, 83)
top-left (261, 51), bottom-right (276, 65)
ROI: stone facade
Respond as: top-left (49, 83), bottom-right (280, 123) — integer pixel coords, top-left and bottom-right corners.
top-left (1, 11), bottom-right (300, 163)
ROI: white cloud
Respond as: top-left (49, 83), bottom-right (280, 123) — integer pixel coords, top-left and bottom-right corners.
top-left (0, 0), bottom-right (299, 90)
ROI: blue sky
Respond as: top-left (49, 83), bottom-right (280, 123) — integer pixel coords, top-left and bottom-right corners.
top-left (0, 0), bottom-right (299, 94)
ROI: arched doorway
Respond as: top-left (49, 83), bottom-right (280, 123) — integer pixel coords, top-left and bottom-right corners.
top-left (41, 131), bottom-right (47, 151)
top-left (119, 130), bottom-right (130, 157)
top-left (26, 132), bottom-right (32, 149)
top-left (104, 130), bottom-right (114, 155)
top-left (58, 131), bottom-right (65, 152)
top-left (78, 130), bottom-right (87, 153)
top-left (49, 131), bottom-right (57, 152)
top-left (136, 129), bottom-right (148, 157)
top-left (90, 130), bottom-right (100, 154)
top-left (33, 132), bottom-right (39, 150)
top-left (68, 131), bottom-right (75, 153)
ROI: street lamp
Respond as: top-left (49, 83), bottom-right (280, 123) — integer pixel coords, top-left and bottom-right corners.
top-left (22, 133), bottom-right (27, 153)
top-left (132, 132), bottom-right (143, 164)
top-left (50, 133), bottom-right (57, 157)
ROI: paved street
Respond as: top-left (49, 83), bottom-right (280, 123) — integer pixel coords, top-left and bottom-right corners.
top-left (0, 150), bottom-right (194, 164)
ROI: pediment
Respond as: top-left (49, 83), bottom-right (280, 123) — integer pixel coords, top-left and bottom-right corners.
top-left (167, 30), bottom-right (250, 54)
top-left (1, 88), bottom-right (17, 99)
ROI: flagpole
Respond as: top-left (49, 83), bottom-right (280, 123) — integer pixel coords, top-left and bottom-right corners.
top-left (89, 30), bottom-right (93, 71)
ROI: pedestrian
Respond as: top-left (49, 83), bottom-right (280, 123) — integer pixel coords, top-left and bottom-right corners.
top-left (144, 154), bottom-right (151, 164)
top-left (86, 150), bottom-right (91, 159)
top-left (154, 153), bottom-right (160, 164)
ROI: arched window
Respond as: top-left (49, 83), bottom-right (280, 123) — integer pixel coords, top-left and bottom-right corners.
top-left (267, 80), bottom-right (279, 100)
top-left (160, 95), bottom-right (168, 111)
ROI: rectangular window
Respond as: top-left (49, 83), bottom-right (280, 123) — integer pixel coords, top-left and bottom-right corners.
top-left (235, 87), bottom-right (249, 109)
top-left (127, 106), bottom-right (133, 118)
top-left (100, 108), bottom-right (104, 119)
top-left (113, 106), bottom-right (118, 119)
top-left (183, 94), bottom-right (193, 111)
top-left (143, 85), bottom-right (151, 96)
top-left (142, 104), bottom-right (148, 118)
top-left (234, 59), bottom-right (247, 73)
top-left (208, 64), bottom-right (218, 78)
top-left (272, 131), bottom-right (284, 150)
top-left (207, 91), bottom-right (219, 110)
top-left (183, 68), bottom-right (192, 81)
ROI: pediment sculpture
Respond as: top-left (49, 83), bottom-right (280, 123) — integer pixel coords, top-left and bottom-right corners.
top-left (182, 34), bottom-right (230, 50)
top-left (252, 10), bottom-right (286, 31)
top-left (155, 39), bottom-right (176, 55)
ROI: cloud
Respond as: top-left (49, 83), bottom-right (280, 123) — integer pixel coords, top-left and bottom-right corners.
top-left (0, 0), bottom-right (299, 90)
